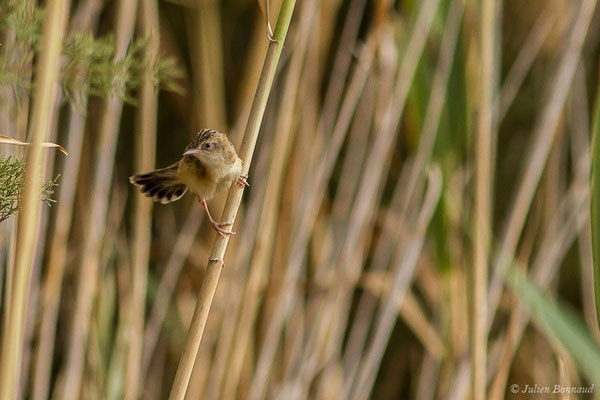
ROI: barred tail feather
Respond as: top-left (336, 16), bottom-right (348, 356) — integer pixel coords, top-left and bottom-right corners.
top-left (129, 163), bottom-right (188, 204)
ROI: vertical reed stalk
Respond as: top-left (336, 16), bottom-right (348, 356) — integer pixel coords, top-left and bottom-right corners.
top-left (446, 3), bottom-right (596, 397)
top-left (494, 3), bottom-right (555, 125)
top-left (342, 0), bottom-right (463, 392)
top-left (472, 0), bottom-right (495, 397)
top-left (124, 0), bottom-right (159, 398)
top-left (60, 0), bottom-right (139, 398)
top-left (167, 2), bottom-right (297, 399)
top-left (0, 0), bottom-right (69, 398)
top-left (248, 38), bottom-right (374, 400)
top-left (215, 3), bottom-right (316, 398)
top-left (487, 0), bottom-right (597, 332)
top-left (141, 206), bottom-right (203, 378)
top-left (351, 168), bottom-right (442, 400)
top-left (33, 2), bottom-right (104, 393)
top-left (32, 106), bottom-right (88, 400)
top-left (192, 0), bottom-right (227, 129)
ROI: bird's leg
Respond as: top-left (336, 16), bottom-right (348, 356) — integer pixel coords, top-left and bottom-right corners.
top-left (200, 197), bottom-right (235, 237)
top-left (237, 174), bottom-right (250, 188)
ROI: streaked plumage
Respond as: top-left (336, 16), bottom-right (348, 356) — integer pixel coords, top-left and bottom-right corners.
top-left (130, 129), bottom-right (247, 236)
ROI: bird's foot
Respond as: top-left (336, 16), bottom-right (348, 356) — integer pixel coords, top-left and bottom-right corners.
top-left (211, 220), bottom-right (236, 238)
top-left (237, 175), bottom-right (250, 188)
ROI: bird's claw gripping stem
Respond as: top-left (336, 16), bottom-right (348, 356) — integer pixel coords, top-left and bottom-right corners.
top-left (237, 175), bottom-right (250, 188)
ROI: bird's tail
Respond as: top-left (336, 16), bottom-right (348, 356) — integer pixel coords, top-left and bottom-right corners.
top-left (129, 163), bottom-right (188, 204)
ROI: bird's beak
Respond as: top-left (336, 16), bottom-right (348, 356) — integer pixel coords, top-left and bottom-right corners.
top-left (183, 148), bottom-right (201, 156)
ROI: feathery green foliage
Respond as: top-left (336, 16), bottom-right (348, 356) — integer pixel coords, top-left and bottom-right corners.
top-left (0, 155), bottom-right (58, 223)
top-left (0, 0), bottom-right (42, 88)
top-left (0, 3), bottom-right (183, 107)
top-left (61, 34), bottom-right (184, 106)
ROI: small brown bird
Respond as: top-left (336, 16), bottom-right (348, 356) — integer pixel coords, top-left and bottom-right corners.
top-left (130, 129), bottom-right (248, 237)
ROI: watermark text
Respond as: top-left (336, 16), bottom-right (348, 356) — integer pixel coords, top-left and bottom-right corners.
top-left (510, 384), bottom-right (594, 395)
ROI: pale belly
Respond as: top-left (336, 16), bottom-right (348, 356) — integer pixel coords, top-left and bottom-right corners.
top-left (177, 162), bottom-right (218, 200)
top-left (177, 157), bottom-right (241, 200)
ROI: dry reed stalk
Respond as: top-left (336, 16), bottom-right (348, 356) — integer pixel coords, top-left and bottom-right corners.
top-left (333, 0), bottom-right (440, 290)
top-left (487, 0), bottom-right (596, 333)
top-left (350, 167), bottom-right (442, 400)
top-left (175, 18), bottom-right (258, 383)
top-left (492, 179), bottom-right (589, 395)
top-left (142, 342), bottom-right (166, 400)
top-left (207, 3), bottom-right (315, 398)
top-left (451, 162), bottom-right (591, 399)
top-left (330, 81), bottom-right (375, 228)
top-left (314, 0), bottom-right (343, 62)
top-left (185, 144), bottom-right (272, 400)
top-left (487, 298), bottom-right (521, 400)
top-left (19, 84), bottom-right (62, 400)
top-left (360, 273), bottom-right (446, 359)
top-left (141, 206), bottom-right (203, 376)
top-left (70, 0), bottom-right (103, 29)
top-left (100, 188), bottom-right (130, 399)
top-left (282, 296), bottom-right (309, 390)
top-left (302, 26), bottom-right (402, 378)
top-left (2, 1), bottom-right (34, 144)
top-left (449, 259), bottom-right (469, 357)
top-left (0, 5), bottom-right (17, 303)
top-left (60, 0), bottom-right (139, 398)
top-left (248, 37), bottom-right (374, 400)
top-left (287, 32), bottom-right (399, 394)
top-left (416, 353), bottom-right (441, 400)
top-left (143, 120), bottom-right (270, 394)
top-left (472, 0), bottom-right (496, 397)
top-left (353, 0), bottom-right (463, 359)
top-left (231, 10), bottom-right (272, 137)
top-left (317, 0), bottom-right (368, 137)
top-left (291, 76), bottom-right (377, 396)
top-left (0, 0), bottom-right (69, 398)
top-left (445, 360), bottom-right (471, 400)
top-left (494, 3), bottom-right (555, 125)
top-left (568, 64), bottom-right (598, 336)
top-left (167, 2), bottom-right (297, 399)
top-left (264, 34), bottom-right (384, 398)
top-left (192, 46), bottom-right (277, 400)
top-left (141, 100), bottom-right (272, 380)
top-left (276, 0), bottom-right (368, 335)
top-left (33, 98), bottom-right (87, 389)
top-left (292, 0), bottom-right (451, 389)
top-left (342, 165), bottom-right (414, 378)
top-left (341, 0), bottom-right (461, 391)
top-left (264, 13), bottom-right (380, 397)
top-left (189, 0), bottom-right (226, 129)
top-left (203, 167), bottom-right (270, 400)
top-left (421, 13), bottom-right (567, 391)
top-left (184, 340), bottom-right (214, 400)
top-left (125, 0), bottom-right (159, 398)
top-left (347, 2), bottom-right (462, 388)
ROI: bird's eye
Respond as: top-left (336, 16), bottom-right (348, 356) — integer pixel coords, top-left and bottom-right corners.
top-left (203, 142), bottom-right (211, 150)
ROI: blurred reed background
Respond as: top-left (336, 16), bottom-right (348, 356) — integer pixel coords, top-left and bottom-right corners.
top-left (1, 0), bottom-right (600, 399)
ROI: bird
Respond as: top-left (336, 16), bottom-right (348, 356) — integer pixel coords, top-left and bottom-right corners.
top-left (129, 128), bottom-right (249, 237)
